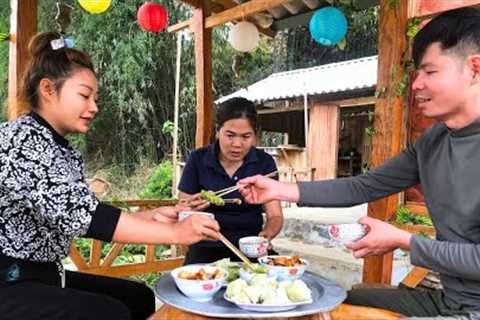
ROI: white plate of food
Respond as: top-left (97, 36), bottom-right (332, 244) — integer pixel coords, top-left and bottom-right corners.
top-left (223, 276), bottom-right (313, 312)
top-left (224, 292), bottom-right (312, 312)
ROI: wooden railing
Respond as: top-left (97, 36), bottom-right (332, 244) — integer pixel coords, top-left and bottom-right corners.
top-left (69, 199), bottom-right (185, 278)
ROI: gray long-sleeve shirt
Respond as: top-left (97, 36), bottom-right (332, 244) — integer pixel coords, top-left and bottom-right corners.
top-left (298, 121), bottom-right (480, 309)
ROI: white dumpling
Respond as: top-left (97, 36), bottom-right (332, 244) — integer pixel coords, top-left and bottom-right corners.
top-left (231, 291), bottom-right (251, 304)
top-left (262, 286), bottom-right (291, 305)
top-left (286, 279), bottom-right (312, 302)
top-left (226, 278), bottom-right (247, 298)
top-left (250, 274), bottom-right (277, 289)
top-left (244, 285), bottom-right (268, 304)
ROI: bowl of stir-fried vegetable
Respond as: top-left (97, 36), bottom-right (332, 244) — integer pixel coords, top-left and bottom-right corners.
top-left (171, 264), bottom-right (228, 302)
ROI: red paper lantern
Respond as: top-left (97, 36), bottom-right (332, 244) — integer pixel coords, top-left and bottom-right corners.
top-left (137, 2), bottom-right (168, 32)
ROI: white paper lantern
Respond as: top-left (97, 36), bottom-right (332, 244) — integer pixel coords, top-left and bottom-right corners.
top-left (228, 21), bottom-right (260, 52)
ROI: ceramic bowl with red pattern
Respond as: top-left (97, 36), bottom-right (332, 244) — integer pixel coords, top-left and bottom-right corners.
top-left (171, 264), bottom-right (228, 302)
top-left (258, 255), bottom-right (308, 281)
top-left (238, 236), bottom-right (269, 258)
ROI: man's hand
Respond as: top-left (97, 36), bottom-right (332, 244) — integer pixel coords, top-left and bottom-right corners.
top-left (346, 216), bottom-right (412, 258)
top-left (238, 175), bottom-right (284, 204)
top-left (172, 214), bottom-right (221, 245)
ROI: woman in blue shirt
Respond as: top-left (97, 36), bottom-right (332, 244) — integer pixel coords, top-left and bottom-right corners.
top-left (178, 97), bottom-right (284, 264)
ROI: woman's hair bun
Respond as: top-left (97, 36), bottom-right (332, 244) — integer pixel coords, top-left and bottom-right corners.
top-left (28, 31), bottom-right (62, 57)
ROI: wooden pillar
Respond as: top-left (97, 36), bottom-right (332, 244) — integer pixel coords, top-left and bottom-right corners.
top-left (192, 5), bottom-right (213, 148)
top-left (362, 0), bottom-right (408, 284)
top-left (308, 104), bottom-right (340, 180)
top-left (7, 0), bottom-right (37, 120)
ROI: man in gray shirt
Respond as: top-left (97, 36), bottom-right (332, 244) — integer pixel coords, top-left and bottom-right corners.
top-left (238, 7), bottom-right (480, 318)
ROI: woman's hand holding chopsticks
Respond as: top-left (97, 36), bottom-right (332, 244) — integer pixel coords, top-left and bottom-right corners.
top-left (178, 193), bottom-right (210, 211)
top-left (173, 214), bottom-right (222, 245)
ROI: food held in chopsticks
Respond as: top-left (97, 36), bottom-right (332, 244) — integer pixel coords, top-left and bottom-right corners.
top-left (200, 189), bottom-right (225, 206)
top-left (178, 267), bottom-right (225, 280)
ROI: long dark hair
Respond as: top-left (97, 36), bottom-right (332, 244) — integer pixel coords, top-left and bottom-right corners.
top-left (215, 97), bottom-right (258, 133)
top-left (18, 31), bottom-right (95, 113)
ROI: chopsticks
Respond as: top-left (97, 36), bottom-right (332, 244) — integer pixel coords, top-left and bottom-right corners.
top-left (216, 170), bottom-right (278, 198)
top-left (219, 233), bottom-right (255, 271)
top-left (223, 198), bottom-right (242, 205)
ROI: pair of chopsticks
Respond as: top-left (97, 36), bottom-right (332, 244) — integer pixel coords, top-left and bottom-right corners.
top-left (214, 170), bottom-right (278, 198)
top-left (218, 234), bottom-right (255, 271)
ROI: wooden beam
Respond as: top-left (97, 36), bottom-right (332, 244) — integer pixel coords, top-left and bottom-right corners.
top-left (272, 10), bottom-right (314, 31)
top-left (205, 0), bottom-right (292, 29)
top-left (405, 201), bottom-right (430, 216)
top-left (167, 19), bottom-right (192, 33)
top-left (257, 96), bottom-right (376, 114)
top-left (362, 0), bottom-right (408, 285)
top-left (81, 258), bottom-right (185, 278)
top-left (8, 0), bottom-right (37, 120)
top-left (169, 0), bottom-right (276, 37)
top-left (192, 7), bottom-right (214, 148)
top-left (409, 0), bottom-right (480, 19)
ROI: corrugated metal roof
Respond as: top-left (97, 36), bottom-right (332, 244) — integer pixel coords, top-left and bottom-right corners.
top-left (216, 55), bottom-right (378, 104)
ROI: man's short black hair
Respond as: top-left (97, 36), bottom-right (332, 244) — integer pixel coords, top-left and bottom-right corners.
top-left (413, 7), bottom-right (480, 67)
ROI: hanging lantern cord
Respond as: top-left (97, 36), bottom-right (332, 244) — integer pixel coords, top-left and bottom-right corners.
top-left (55, 2), bottom-right (74, 34)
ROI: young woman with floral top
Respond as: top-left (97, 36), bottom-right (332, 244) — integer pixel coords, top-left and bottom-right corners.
top-left (0, 32), bottom-right (220, 320)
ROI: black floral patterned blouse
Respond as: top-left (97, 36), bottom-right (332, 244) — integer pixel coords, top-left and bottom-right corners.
top-left (0, 113), bottom-right (120, 262)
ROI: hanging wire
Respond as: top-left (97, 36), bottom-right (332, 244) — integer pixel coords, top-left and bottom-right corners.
top-left (55, 2), bottom-right (74, 34)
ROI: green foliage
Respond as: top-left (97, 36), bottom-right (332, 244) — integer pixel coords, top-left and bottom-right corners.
top-left (0, 6), bottom-right (9, 121)
top-left (407, 18), bottom-right (421, 40)
top-left (394, 73), bottom-right (409, 97)
top-left (395, 206), bottom-right (433, 226)
top-left (139, 161), bottom-right (173, 199)
top-left (365, 126), bottom-right (378, 137)
top-left (162, 120), bottom-right (175, 137)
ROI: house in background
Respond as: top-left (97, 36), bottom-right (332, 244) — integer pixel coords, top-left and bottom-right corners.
top-left (217, 55), bottom-right (378, 183)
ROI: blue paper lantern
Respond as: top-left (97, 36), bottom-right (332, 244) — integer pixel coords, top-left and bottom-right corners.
top-left (309, 7), bottom-right (348, 46)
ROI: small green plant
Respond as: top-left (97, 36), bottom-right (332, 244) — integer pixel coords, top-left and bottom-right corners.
top-left (394, 73), bottom-right (409, 96)
top-left (365, 126), bottom-right (378, 137)
top-left (395, 206), bottom-right (432, 226)
top-left (139, 161), bottom-right (173, 199)
top-left (407, 18), bottom-right (421, 39)
top-left (162, 120), bottom-right (175, 137)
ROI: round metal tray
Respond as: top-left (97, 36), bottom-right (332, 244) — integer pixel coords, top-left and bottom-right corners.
top-left (154, 271), bottom-right (347, 318)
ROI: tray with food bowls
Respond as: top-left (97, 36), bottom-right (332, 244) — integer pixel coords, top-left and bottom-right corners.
top-left (154, 260), bottom-right (346, 318)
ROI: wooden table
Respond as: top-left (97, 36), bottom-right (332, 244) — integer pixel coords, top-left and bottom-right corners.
top-left (149, 303), bottom-right (402, 320)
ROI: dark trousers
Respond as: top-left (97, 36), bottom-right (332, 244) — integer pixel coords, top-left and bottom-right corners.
top-left (0, 270), bottom-right (155, 320)
top-left (346, 285), bottom-right (474, 318)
